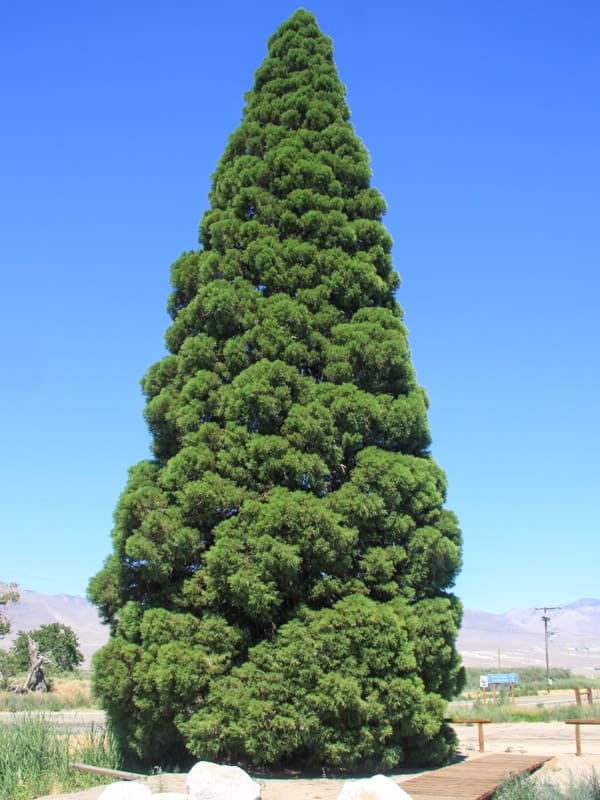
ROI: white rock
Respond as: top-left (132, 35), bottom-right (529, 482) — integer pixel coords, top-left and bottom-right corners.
top-left (98, 782), bottom-right (153, 800)
top-left (336, 774), bottom-right (413, 800)
top-left (186, 761), bottom-right (261, 800)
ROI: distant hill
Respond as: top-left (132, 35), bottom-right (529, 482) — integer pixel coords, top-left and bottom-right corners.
top-left (458, 599), bottom-right (600, 676)
top-left (0, 588), bottom-right (109, 667)
top-left (2, 589), bottom-right (600, 676)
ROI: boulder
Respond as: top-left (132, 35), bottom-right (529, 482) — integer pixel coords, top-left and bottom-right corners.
top-left (186, 761), bottom-right (261, 800)
top-left (98, 782), bottom-right (153, 800)
top-left (336, 774), bottom-right (413, 800)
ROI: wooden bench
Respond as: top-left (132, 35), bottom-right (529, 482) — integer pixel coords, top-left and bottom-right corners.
top-left (565, 719), bottom-right (600, 755)
top-left (446, 717), bottom-right (492, 752)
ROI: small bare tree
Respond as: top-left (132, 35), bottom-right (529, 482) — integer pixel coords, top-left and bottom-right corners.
top-left (10, 636), bottom-right (51, 693)
top-left (24, 636), bottom-right (51, 692)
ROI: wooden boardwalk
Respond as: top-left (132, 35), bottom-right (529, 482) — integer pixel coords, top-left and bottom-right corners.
top-left (399, 753), bottom-right (553, 800)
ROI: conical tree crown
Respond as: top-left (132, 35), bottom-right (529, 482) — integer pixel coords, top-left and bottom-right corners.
top-left (89, 9), bottom-right (463, 771)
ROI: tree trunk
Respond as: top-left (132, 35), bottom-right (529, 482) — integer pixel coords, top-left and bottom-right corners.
top-left (10, 636), bottom-right (50, 693)
top-left (25, 636), bottom-right (50, 691)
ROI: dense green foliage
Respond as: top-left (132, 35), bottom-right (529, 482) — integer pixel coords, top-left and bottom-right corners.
top-left (11, 623), bottom-right (84, 673)
top-left (89, 9), bottom-right (464, 770)
top-left (0, 583), bottom-right (18, 639)
top-left (0, 649), bottom-right (18, 688)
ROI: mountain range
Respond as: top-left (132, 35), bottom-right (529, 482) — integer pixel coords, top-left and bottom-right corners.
top-left (2, 589), bottom-right (600, 675)
top-left (0, 588), bottom-right (109, 666)
top-left (459, 599), bottom-right (600, 676)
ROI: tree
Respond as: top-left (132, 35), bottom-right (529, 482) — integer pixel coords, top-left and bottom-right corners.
top-left (89, 9), bottom-right (464, 770)
top-left (0, 583), bottom-right (19, 639)
top-left (12, 623), bottom-right (84, 673)
top-left (0, 584), bottom-right (19, 689)
top-left (0, 648), bottom-right (18, 688)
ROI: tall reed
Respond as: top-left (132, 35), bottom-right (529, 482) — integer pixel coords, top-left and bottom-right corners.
top-left (0, 713), bottom-right (121, 800)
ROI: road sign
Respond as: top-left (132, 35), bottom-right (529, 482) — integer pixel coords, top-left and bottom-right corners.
top-left (479, 676), bottom-right (489, 688)
top-left (487, 673), bottom-right (519, 684)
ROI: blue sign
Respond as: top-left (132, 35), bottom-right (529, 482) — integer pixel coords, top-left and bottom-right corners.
top-left (487, 673), bottom-right (518, 684)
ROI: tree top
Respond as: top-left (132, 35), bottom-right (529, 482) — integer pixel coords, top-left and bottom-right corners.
top-left (241, 7), bottom-right (349, 130)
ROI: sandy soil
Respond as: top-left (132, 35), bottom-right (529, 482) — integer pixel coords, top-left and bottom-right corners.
top-left (36, 722), bottom-right (600, 800)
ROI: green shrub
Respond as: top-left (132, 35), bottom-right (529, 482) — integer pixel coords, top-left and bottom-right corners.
top-left (0, 649), bottom-right (17, 688)
top-left (493, 769), bottom-right (600, 799)
top-left (180, 595), bottom-right (459, 771)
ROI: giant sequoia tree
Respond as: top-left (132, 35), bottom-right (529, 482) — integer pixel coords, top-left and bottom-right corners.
top-left (89, 9), bottom-right (464, 771)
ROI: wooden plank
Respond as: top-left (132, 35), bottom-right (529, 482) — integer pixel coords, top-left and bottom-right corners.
top-left (399, 753), bottom-right (553, 800)
top-left (70, 763), bottom-right (146, 781)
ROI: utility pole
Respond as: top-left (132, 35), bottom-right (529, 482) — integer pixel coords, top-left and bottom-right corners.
top-left (536, 606), bottom-right (561, 693)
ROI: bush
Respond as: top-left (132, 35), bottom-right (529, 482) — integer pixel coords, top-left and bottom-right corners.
top-left (0, 649), bottom-right (17, 688)
top-left (493, 770), bottom-right (600, 799)
top-left (181, 595), bottom-right (458, 771)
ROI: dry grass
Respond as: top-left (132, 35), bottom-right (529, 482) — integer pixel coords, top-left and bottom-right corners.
top-left (50, 675), bottom-right (95, 707)
top-left (0, 673), bottom-right (97, 712)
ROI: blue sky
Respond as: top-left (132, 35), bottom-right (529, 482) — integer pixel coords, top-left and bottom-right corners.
top-left (1, 1), bottom-right (598, 615)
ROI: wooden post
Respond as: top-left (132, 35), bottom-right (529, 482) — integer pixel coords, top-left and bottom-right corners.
top-left (478, 722), bottom-right (485, 753)
top-left (565, 719), bottom-right (600, 756)
top-left (575, 687), bottom-right (593, 705)
top-left (511, 682), bottom-right (515, 704)
top-left (575, 723), bottom-right (582, 756)
top-left (445, 719), bottom-right (491, 754)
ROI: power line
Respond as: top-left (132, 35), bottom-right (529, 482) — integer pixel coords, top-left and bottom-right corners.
top-left (535, 606), bottom-right (561, 693)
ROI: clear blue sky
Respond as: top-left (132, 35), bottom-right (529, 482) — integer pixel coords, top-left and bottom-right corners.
top-left (2, 1), bottom-right (598, 615)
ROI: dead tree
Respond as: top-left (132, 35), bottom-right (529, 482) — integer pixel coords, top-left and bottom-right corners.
top-left (10, 636), bottom-right (51, 693)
